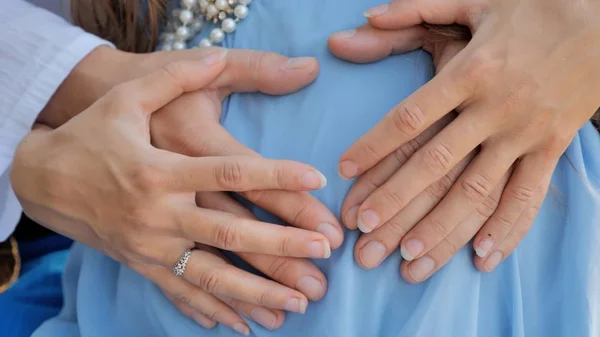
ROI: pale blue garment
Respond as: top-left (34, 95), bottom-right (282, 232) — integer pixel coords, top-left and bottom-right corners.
top-left (34, 1), bottom-right (600, 336)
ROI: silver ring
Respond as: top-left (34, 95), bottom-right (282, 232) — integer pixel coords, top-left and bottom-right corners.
top-left (172, 249), bottom-right (192, 278)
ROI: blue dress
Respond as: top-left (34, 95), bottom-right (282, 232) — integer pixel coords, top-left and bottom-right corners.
top-left (34, 1), bottom-right (600, 336)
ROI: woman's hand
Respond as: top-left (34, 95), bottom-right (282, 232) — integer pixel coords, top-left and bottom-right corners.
top-left (327, 0), bottom-right (599, 279)
top-left (11, 51), bottom-right (336, 334)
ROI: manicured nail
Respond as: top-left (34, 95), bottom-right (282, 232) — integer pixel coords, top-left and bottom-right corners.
top-left (284, 297), bottom-right (307, 314)
top-left (296, 276), bottom-right (325, 300)
top-left (357, 209), bottom-right (380, 233)
top-left (232, 323), bottom-right (250, 336)
top-left (345, 206), bottom-right (359, 228)
top-left (309, 240), bottom-right (331, 259)
top-left (250, 307), bottom-right (277, 330)
top-left (475, 238), bottom-right (494, 258)
top-left (484, 251), bottom-right (503, 272)
top-left (400, 239), bottom-right (424, 261)
top-left (203, 48), bottom-right (228, 65)
top-left (317, 223), bottom-right (341, 246)
top-left (364, 4), bottom-right (389, 17)
top-left (333, 29), bottom-right (356, 39)
top-left (302, 170), bottom-right (327, 189)
top-left (408, 256), bottom-right (435, 281)
top-left (359, 241), bottom-right (386, 268)
top-left (284, 57), bottom-right (316, 70)
top-left (338, 160), bottom-right (359, 179)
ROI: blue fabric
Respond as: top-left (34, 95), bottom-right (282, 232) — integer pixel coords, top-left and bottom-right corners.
top-left (0, 235), bottom-right (71, 337)
top-left (34, 1), bottom-right (600, 336)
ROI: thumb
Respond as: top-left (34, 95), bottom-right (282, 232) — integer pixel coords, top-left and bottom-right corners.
top-left (363, 0), bottom-right (478, 30)
top-left (101, 48), bottom-right (228, 117)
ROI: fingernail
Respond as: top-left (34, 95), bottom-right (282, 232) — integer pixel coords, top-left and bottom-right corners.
top-left (359, 241), bottom-right (386, 268)
top-left (338, 160), bottom-right (359, 179)
top-left (484, 251), bottom-right (503, 272)
top-left (202, 48), bottom-right (228, 65)
top-left (408, 256), bottom-right (435, 281)
top-left (345, 206), bottom-right (359, 228)
top-left (357, 209), bottom-right (380, 233)
top-left (333, 29), bottom-right (356, 39)
top-left (302, 170), bottom-right (327, 189)
top-left (250, 307), bottom-right (277, 330)
top-left (400, 239), bottom-right (424, 261)
top-left (284, 297), bottom-right (307, 314)
top-left (296, 276), bottom-right (325, 300)
top-left (284, 57), bottom-right (316, 70)
top-left (364, 4), bottom-right (389, 17)
top-left (309, 240), bottom-right (331, 259)
top-left (317, 223), bottom-right (341, 246)
top-left (475, 238), bottom-right (494, 258)
top-left (232, 323), bottom-right (250, 336)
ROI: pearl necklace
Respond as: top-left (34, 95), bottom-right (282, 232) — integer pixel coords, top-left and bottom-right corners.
top-left (160, 0), bottom-right (251, 51)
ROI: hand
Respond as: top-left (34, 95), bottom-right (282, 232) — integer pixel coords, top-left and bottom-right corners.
top-left (151, 49), bottom-right (344, 330)
top-left (10, 51), bottom-right (336, 333)
top-left (329, 0), bottom-right (599, 278)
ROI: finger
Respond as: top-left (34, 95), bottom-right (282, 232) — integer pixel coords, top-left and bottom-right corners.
top-left (164, 292), bottom-right (218, 329)
top-left (183, 247), bottom-right (309, 314)
top-left (355, 111), bottom-right (492, 233)
top-left (196, 192), bottom-right (329, 301)
top-left (208, 49), bottom-right (320, 98)
top-left (190, 127), bottom-right (344, 248)
top-left (104, 49), bottom-right (228, 116)
top-left (338, 65), bottom-right (471, 180)
top-left (354, 154), bottom-right (471, 269)
top-left (173, 205), bottom-right (331, 258)
top-left (139, 264), bottom-right (247, 333)
top-left (472, 155), bottom-right (551, 258)
top-left (363, 0), bottom-right (478, 29)
top-left (222, 297), bottom-right (285, 331)
top-left (328, 24), bottom-right (427, 63)
top-left (474, 159), bottom-right (554, 272)
top-left (164, 154), bottom-right (327, 192)
top-left (400, 173), bottom-right (507, 282)
top-left (341, 115), bottom-right (453, 229)
top-left (399, 145), bottom-right (518, 261)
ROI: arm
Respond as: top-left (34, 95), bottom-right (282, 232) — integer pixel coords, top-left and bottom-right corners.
top-left (0, 0), bottom-right (113, 240)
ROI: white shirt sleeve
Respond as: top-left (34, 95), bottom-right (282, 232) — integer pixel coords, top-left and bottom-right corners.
top-left (0, 0), bottom-right (114, 241)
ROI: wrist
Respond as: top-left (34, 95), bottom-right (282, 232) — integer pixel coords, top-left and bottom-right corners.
top-left (36, 46), bottom-right (136, 128)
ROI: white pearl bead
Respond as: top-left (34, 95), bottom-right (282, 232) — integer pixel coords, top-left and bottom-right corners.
top-left (179, 9), bottom-right (193, 24)
top-left (190, 19), bottom-right (204, 32)
top-left (233, 4), bottom-right (248, 19)
top-left (210, 28), bottom-right (225, 43)
top-left (215, 0), bottom-right (229, 10)
top-left (198, 0), bottom-right (209, 9)
top-left (176, 26), bottom-right (190, 39)
top-left (161, 33), bottom-right (175, 42)
top-left (206, 4), bottom-right (218, 18)
top-left (171, 8), bottom-right (181, 17)
top-left (173, 40), bottom-right (187, 50)
top-left (221, 18), bottom-right (237, 33)
top-left (161, 44), bottom-right (173, 51)
top-left (239, 0), bottom-right (251, 5)
top-left (199, 38), bottom-right (212, 47)
top-left (181, 0), bottom-right (195, 8)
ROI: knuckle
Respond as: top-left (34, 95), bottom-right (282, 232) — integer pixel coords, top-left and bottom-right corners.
top-left (385, 217), bottom-right (411, 239)
top-left (492, 213), bottom-right (514, 231)
top-left (510, 185), bottom-right (535, 203)
top-left (162, 62), bottom-right (186, 92)
top-left (290, 200), bottom-right (311, 227)
top-left (197, 269), bottom-right (222, 294)
top-left (215, 160), bottom-right (246, 189)
top-left (389, 102), bottom-right (426, 137)
top-left (379, 185), bottom-right (407, 209)
top-left (477, 195), bottom-right (500, 218)
top-left (440, 237), bottom-right (458, 257)
top-left (425, 174), bottom-right (454, 200)
top-left (394, 139), bottom-right (422, 164)
top-left (265, 257), bottom-right (293, 280)
top-left (129, 162), bottom-right (167, 195)
top-left (462, 47), bottom-right (498, 85)
top-left (276, 232), bottom-right (293, 256)
top-left (211, 222), bottom-right (241, 249)
top-left (173, 292), bottom-right (192, 306)
top-left (421, 144), bottom-right (454, 175)
top-left (460, 173), bottom-right (493, 203)
top-left (247, 50), bottom-right (268, 77)
top-left (428, 218), bottom-right (449, 237)
top-left (362, 143), bottom-right (384, 161)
